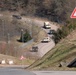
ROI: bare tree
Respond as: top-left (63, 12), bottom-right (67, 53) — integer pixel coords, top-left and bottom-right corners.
top-left (31, 22), bottom-right (41, 42)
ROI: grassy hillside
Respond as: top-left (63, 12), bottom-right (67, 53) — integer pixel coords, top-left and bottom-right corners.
top-left (0, 0), bottom-right (76, 69)
top-left (28, 29), bottom-right (76, 70)
top-left (0, 54), bottom-right (35, 65)
top-left (0, 12), bottom-right (47, 57)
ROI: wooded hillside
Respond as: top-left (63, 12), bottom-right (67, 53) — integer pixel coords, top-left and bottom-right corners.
top-left (0, 0), bottom-right (76, 23)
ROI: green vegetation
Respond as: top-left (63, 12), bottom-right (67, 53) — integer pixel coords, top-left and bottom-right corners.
top-left (0, 0), bottom-right (76, 70)
top-left (53, 21), bottom-right (76, 43)
top-left (28, 29), bottom-right (76, 70)
top-left (20, 30), bottom-right (32, 42)
top-left (0, 0), bottom-right (76, 24)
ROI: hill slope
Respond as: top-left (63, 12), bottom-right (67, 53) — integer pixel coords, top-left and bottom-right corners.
top-left (0, 0), bottom-right (76, 23)
top-left (28, 29), bottom-right (76, 70)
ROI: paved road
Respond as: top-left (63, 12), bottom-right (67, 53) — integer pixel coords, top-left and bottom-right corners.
top-left (0, 13), bottom-right (58, 57)
top-left (37, 39), bottom-right (55, 57)
top-left (0, 68), bottom-right (76, 75)
top-left (0, 68), bottom-right (35, 75)
top-left (22, 17), bottom-right (59, 31)
top-left (22, 17), bottom-right (58, 57)
top-left (0, 67), bottom-right (76, 75)
top-left (33, 71), bottom-right (76, 75)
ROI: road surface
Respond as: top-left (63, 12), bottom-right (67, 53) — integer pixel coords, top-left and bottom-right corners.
top-left (0, 68), bottom-right (35, 75)
top-left (0, 67), bottom-right (76, 75)
top-left (21, 17), bottom-right (58, 57)
top-left (33, 71), bottom-right (76, 75)
top-left (37, 39), bottom-right (55, 57)
top-left (0, 13), bottom-right (59, 57)
top-left (0, 68), bottom-right (76, 75)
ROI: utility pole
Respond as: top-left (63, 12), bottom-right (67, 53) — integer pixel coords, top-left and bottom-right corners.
top-left (17, 0), bottom-right (20, 11)
top-left (14, 47), bottom-right (17, 57)
top-left (2, 19), bottom-right (5, 40)
top-left (7, 33), bottom-right (10, 44)
top-left (6, 33), bottom-right (10, 55)
top-left (21, 29), bottom-right (24, 42)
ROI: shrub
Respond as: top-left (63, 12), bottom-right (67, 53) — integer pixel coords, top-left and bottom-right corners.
top-left (20, 30), bottom-right (32, 42)
top-left (53, 23), bottom-right (76, 44)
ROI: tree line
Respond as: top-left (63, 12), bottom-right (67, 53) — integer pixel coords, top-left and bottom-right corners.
top-left (0, 0), bottom-right (76, 24)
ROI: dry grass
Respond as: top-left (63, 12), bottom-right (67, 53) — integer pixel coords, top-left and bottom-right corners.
top-left (28, 29), bottom-right (76, 70)
top-left (0, 54), bottom-right (35, 65)
top-left (0, 11), bottom-right (48, 61)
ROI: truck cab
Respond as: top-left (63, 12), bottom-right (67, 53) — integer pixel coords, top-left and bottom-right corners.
top-left (44, 22), bottom-right (51, 29)
top-left (31, 46), bottom-right (38, 52)
top-left (12, 15), bottom-right (22, 19)
top-left (41, 37), bottom-right (51, 43)
top-left (49, 29), bottom-right (56, 34)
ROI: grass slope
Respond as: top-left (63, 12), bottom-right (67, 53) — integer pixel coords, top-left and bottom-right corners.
top-left (0, 54), bottom-right (35, 65)
top-left (28, 30), bottom-right (76, 70)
